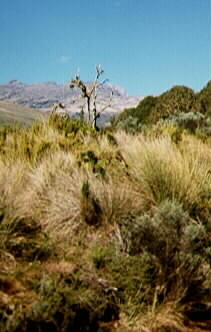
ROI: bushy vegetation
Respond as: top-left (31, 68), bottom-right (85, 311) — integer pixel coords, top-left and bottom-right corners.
top-left (114, 81), bottom-right (211, 141)
top-left (0, 90), bottom-right (211, 332)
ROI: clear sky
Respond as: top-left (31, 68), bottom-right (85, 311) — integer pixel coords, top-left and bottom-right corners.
top-left (0, 0), bottom-right (210, 96)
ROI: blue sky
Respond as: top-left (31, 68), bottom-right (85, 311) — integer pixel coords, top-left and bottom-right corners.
top-left (0, 0), bottom-right (210, 96)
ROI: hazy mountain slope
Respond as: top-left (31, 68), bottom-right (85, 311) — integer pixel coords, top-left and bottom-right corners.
top-left (0, 81), bottom-right (141, 124)
top-left (0, 101), bottom-right (46, 125)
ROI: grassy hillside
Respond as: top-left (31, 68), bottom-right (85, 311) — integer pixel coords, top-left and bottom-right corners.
top-left (0, 114), bottom-right (210, 332)
top-left (0, 101), bottom-right (46, 125)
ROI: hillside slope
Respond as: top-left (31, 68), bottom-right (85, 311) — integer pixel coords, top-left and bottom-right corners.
top-left (0, 101), bottom-right (46, 125)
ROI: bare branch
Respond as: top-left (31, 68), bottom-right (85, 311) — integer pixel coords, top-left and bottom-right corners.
top-left (52, 102), bottom-right (65, 113)
top-left (69, 66), bottom-right (113, 129)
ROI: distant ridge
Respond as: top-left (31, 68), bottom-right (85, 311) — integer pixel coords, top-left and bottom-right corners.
top-left (0, 81), bottom-right (141, 125)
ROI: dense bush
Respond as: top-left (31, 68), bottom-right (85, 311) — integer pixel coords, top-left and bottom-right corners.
top-left (117, 96), bottom-right (157, 125)
top-left (195, 80), bottom-right (211, 116)
top-left (115, 82), bottom-right (211, 141)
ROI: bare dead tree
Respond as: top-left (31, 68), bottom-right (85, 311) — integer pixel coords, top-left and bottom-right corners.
top-left (69, 65), bottom-right (113, 129)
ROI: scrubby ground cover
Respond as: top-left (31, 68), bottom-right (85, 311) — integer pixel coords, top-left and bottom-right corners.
top-left (0, 114), bottom-right (210, 331)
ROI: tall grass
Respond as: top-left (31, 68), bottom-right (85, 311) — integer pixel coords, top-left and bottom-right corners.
top-left (0, 159), bottom-right (27, 218)
top-left (18, 150), bottom-right (143, 244)
top-left (0, 115), bottom-right (94, 165)
top-left (115, 131), bottom-right (211, 213)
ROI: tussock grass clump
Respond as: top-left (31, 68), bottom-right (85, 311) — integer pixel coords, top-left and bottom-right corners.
top-left (115, 132), bottom-right (211, 214)
top-left (0, 159), bottom-right (53, 263)
top-left (0, 159), bottom-right (27, 210)
top-left (19, 151), bottom-right (82, 239)
top-left (0, 159), bottom-right (28, 244)
top-left (19, 150), bottom-right (143, 244)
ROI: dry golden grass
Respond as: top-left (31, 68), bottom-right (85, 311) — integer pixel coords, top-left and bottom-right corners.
top-left (115, 131), bottom-right (211, 211)
top-left (0, 159), bottom-right (28, 215)
top-left (18, 150), bottom-right (143, 244)
top-left (133, 302), bottom-right (208, 332)
top-left (18, 151), bottom-right (81, 238)
top-left (0, 120), bottom-right (71, 165)
top-left (179, 133), bottom-right (211, 168)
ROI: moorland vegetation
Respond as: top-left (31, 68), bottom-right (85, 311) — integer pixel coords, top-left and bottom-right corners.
top-left (0, 81), bottom-right (211, 332)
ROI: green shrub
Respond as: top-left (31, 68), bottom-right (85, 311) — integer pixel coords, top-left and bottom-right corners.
top-left (92, 246), bottom-right (114, 269)
top-left (169, 111), bottom-right (204, 133)
top-left (80, 180), bottom-right (102, 226)
top-left (6, 274), bottom-right (119, 332)
top-left (120, 200), bottom-right (211, 302)
top-left (117, 96), bottom-right (157, 125)
top-left (116, 116), bottom-right (143, 134)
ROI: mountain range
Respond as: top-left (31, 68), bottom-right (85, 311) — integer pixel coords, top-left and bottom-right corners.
top-left (0, 80), bottom-right (141, 125)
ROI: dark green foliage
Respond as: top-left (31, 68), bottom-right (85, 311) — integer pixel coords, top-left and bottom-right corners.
top-left (81, 180), bottom-right (102, 226)
top-left (153, 85), bottom-right (196, 122)
top-left (116, 86), bottom-right (197, 128)
top-left (92, 246), bottom-right (114, 269)
top-left (4, 275), bottom-right (119, 332)
top-left (118, 96), bottom-right (157, 124)
top-left (81, 180), bottom-right (91, 199)
top-left (80, 150), bottom-right (98, 168)
top-left (195, 80), bottom-right (211, 116)
top-left (115, 82), bottom-right (211, 134)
